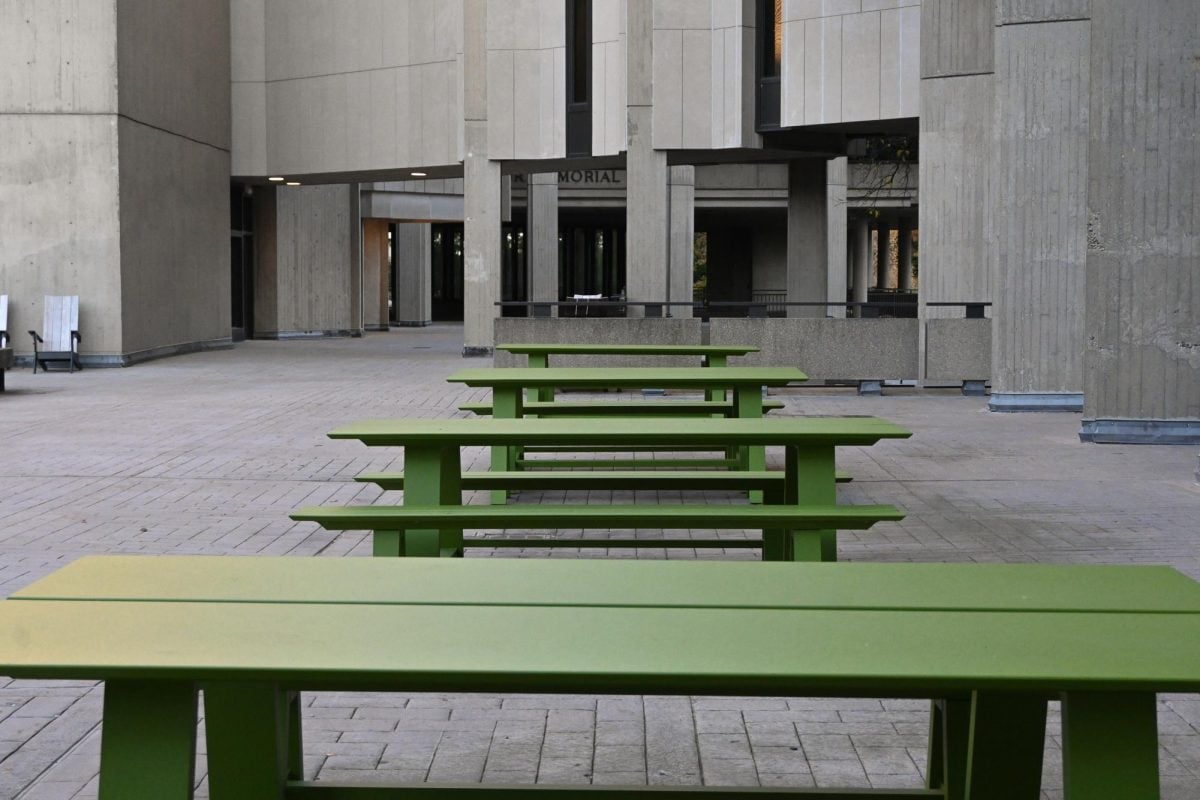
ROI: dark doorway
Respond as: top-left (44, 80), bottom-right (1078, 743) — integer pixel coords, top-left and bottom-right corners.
top-left (229, 184), bottom-right (254, 340)
top-left (431, 224), bottom-right (464, 321)
top-left (558, 209), bottom-right (625, 304)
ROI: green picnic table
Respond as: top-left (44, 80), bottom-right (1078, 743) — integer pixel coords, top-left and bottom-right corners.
top-left (2, 555), bottom-right (1197, 799)
top-left (447, 366), bottom-right (808, 503)
top-left (305, 416), bottom-right (909, 559)
top-left (496, 343), bottom-right (759, 402)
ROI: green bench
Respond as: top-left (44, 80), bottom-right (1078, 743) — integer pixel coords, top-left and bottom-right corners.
top-left (4, 555), bottom-right (1199, 799)
top-left (291, 502), bottom-right (901, 560)
top-left (459, 399), bottom-right (787, 416)
top-left (357, 468), bottom-right (853, 494)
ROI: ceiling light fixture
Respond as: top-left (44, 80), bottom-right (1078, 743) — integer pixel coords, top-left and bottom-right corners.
top-left (285, 181), bottom-right (301, 186)
top-left (268, 176), bottom-right (285, 182)
top-left (411, 171), bottom-right (427, 177)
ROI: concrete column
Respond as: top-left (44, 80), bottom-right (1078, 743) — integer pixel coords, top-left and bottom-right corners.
top-left (527, 173), bottom-right (559, 315)
top-left (394, 223), bottom-right (432, 327)
top-left (667, 166), bottom-right (695, 318)
top-left (852, 217), bottom-right (871, 307)
top-left (897, 218), bottom-right (914, 293)
top-left (876, 219), bottom-right (894, 290)
top-left (1080, 1), bottom-right (1199, 443)
top-left (919, 0), bottom-right (995, 319)
top-left (624, 0), bottom-right (668, 315)
top-left (362, 220), bottom-right (390, 331)
top-left (826, 158), bottom-right (848, 318)
top-left (988, 4), bottom-right (1090, 412)
top-left (461, 0), bottom-right (499, 354)
top-left (785, 159), bottom-right (827, 318)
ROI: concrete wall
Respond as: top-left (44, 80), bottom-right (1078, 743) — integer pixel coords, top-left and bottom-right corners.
top-left (711, 318), bottom-right (920, 381)
top-left (990, 6), bottom-right (1089, 400)
top-left (780, 0), bottom-right (920, 127)
top-left (591, 0), bottom-right (627, 157)
top-left (231, 0), bottom-right (464, 177)
top-left (116, 0), bottom-right (232, 362)
top-left (493, 318), bottom-right (702, 367)
top-left (926, 319), bottom-right (990, 383)
top-left (0, 2), bottom-right (122, 358)
top-left (256, 184), bottom-right (358, 337)
top-left (1082, 2), bottom-right (1200, 435)
top-left (486, 0), bottom-right (565, 160)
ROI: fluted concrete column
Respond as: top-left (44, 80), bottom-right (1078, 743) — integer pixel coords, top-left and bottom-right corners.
top-left (785, 159), bottom-right (826, 318)
top-left (461, 0), bottom-right (500, 354)
top-left (1079, 1), bottom-right (1199, 443)
top-left (624, 0), bottom-right (668, 316)
top-left (394, 223), bottom-right (431, 327)
top-left (852, 217), bottom-right (871, 307)
top-left (826, 158), bottom-right (848, 318)
top-left (527, 173), bottom-right (559, 316)
top-left (897, 218), bottom-right (914, 293)
top-left (876, 219), bottom-right (894, 290)
top-left (667, 166), bottom-right (694, 317)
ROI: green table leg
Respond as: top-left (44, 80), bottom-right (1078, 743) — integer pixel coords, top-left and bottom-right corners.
top-left (784, 445), bottom-right (836, 561)
top-left (926, 697), bottom-right (971, 800)
top-left (490, 386), bottom-right (523, 504)
top-left (1061, 691), bottom-right (1159, 800)
top-left (386, 444), bottom-right (462, 557)
top-left (965, 691), bottom-right (1046, 800)
top-left (99, 679), bottom-right (198, 800)
top-left (733, 384), bottom-right (765, 503)
top-left (528, 352), bottom-right (555, 403)
top-left (705, 355), bottom-right (727, 402)
top-left (205, 682), bottom-right (292, 799)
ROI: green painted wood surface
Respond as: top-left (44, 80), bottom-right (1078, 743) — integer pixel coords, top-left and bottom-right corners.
top-left (356, 469), bottom-right (852, 490)
top-left (446, 367), bottom-right (807, 389)
top-left (513, 458), bottom-right (742, 469)
top-left (460, 399), bottom-right (785, 416)
top-left (24, 558), bottom-right (1200, 615)
top-left (3, 598), bottom-right (1200, 693)
top-left (285, 784), bottom-right (939, 798)
top-left (328, 417), bottom-right (910, 448)
top-left (290, 503), bottom-right (902, 531)
top-left (496, 344), bottom-right (759, 357)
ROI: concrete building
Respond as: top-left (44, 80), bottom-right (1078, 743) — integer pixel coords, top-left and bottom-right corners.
top-left (0, 1), bottom-right (1195, 442)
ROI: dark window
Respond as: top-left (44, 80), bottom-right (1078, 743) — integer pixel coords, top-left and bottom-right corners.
top-left (565, 0), bottom-right (592, 156)
top-left (755, 0), bottom-right (782, 130)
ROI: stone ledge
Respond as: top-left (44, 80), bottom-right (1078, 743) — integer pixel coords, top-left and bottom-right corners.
top-left (988, 393), bottom-right (1084, 412)
top-left (1079, 419), bottom-right (1200, 445)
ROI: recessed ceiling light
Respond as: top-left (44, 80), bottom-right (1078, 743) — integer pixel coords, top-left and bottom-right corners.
top-left (411, 171), bottom-right (427, 177)
top-left (285, 181), bottom-right (301, 186)
top-left (268, 176), bottom-right (285, 182)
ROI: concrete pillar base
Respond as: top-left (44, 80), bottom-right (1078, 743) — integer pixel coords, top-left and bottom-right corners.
top-left (462, 346), bottom-right (493, 358)
top-left (1079, 419), bottom-right (1200, 445)
top-left (858, 380), bottom-right (882, 396)
top-left (394, 321), bottom-right (432, 328)
top-left (961, 380), bottom-right (987, 397)
top-left (988, 393), bottom-right (1084, 412)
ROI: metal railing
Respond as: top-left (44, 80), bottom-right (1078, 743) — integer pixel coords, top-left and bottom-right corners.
top-left (496, 300), bottom-right (991, 320)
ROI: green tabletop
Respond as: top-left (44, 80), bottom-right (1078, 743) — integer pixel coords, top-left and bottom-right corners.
top-left (19, 555), bottom-right (1200, 615)
top-left (447, 366), bottom-right (806, 389)
top-left (329, 416), bottom-right (910, 447)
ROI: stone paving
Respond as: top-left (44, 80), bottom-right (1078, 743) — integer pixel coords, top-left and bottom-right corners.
top-left (0, 324), bottom-right (1198, 798)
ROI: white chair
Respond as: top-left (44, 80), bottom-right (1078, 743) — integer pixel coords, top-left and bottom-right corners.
top-left (0, 295), bottom-right (10, 391)
top-left (28, 295), bottom-right (82, 373)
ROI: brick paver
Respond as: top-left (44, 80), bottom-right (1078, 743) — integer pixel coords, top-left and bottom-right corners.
top-left (0, 325), bottom-right (1197, 798)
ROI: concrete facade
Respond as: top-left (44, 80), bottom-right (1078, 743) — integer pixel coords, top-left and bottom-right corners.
top-left (4, 0), bottom-right (1195, 439)
top-left (394, 223), bottom-right (433, 327)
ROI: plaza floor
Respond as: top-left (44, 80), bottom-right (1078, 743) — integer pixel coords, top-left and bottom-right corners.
top-left (0, 324), bottom-right (1197, 799)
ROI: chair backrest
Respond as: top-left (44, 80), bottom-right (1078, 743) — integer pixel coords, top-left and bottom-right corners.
top-left (42, 295), bottom-right (79, 351)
